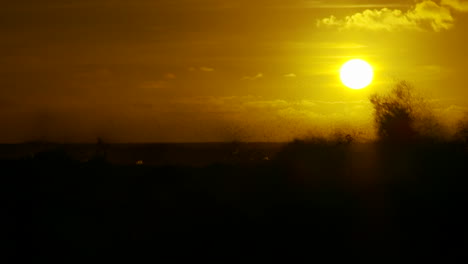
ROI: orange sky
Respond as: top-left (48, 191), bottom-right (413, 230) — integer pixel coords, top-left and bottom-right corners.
top-left (1, 0), bottom-right (468, 142)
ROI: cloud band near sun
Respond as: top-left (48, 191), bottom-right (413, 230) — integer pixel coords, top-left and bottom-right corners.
top-left (317, 0), bottom-right (468, 32)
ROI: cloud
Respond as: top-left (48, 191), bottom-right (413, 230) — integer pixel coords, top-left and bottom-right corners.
top-left (142, 72), bottom-right (178, 89)
top-left (165, 73), bottom-right (176, 79)
top-left (284, 73), bottom-right (297, 78)
top-left (200, 66), bottom-right (215, 72)
top-left (242, 73), bottom-right (263, 80)
top-left (434, 104), bottom-right (468, 130)
top-left (442, 0), bottom-right (468, 11)
top-left (317, 0), bottom-right (461, 32)
top-left (165, 96), bottom-right (374, 141)
top-left (170, 96), bottom-right (370, 118)
top-left (188, 66), bottom-right (215, 72)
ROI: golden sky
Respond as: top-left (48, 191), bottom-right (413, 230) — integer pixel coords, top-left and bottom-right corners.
top-left (1, 0), bottom-right (468, 142)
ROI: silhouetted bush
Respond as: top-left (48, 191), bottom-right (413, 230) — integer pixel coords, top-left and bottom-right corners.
top-left (370, 81), bottom-right (442, 143)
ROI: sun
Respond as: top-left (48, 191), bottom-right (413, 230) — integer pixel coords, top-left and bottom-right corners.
top-left (340, 59), bottom-right (374, 89)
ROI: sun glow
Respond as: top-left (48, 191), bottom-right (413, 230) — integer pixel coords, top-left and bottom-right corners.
top-left (340, 59), bottom-right (374, 89)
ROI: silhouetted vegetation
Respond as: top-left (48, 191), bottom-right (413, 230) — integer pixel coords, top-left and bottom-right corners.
top-left (370, 81), bottom-right (443, 143)
top-left (4, 81), bottom-right (468, 261)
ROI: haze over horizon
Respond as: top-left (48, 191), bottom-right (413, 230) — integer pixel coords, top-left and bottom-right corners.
top-left (2, 0), bottom-right (468, 142)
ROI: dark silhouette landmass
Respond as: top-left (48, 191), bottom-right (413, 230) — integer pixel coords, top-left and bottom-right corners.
top-left (4, 82), bottom-right (468, 261)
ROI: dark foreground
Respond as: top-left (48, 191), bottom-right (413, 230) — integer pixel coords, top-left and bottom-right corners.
top-left (3, 141), bottom-right (468, 261)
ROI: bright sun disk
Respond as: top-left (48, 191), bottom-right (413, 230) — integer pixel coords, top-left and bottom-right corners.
top-left (340, 59), bottom-right (374, 89)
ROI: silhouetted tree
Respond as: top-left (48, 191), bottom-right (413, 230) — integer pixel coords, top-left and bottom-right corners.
top-left (370, 81), bottom-right (442, 143)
